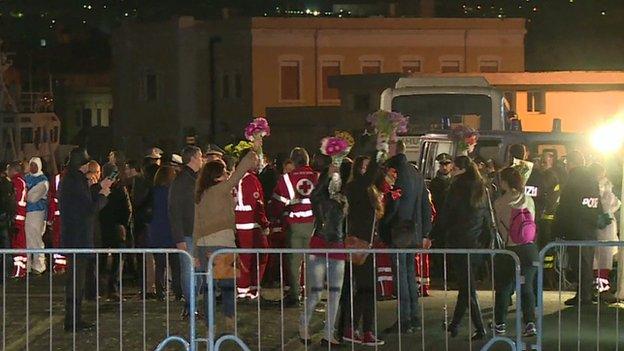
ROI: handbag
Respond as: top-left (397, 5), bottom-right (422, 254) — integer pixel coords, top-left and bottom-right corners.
top-left (344, 216), bottom-right (377, 266)
top-left (485, 188), bottom-right (504, 250)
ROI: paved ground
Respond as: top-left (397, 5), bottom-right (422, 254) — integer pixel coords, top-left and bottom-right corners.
top-left (0, 273), bottom-right (623, 351)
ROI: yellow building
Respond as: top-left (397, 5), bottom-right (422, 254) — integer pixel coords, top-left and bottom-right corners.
top-left (443, 71), bottom-right (624, 132)
top-left (113, 16), bottom-right (526, 151)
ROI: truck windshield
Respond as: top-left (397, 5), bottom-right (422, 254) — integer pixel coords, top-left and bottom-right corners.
top-left (392, 94), bottom-right (493, 131)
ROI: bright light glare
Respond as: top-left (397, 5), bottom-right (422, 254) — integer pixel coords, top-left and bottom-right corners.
top-left (591, 120), bottom-right (624, 153)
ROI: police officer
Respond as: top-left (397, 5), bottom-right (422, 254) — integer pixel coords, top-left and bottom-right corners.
top-left (554, 150), bottom-right (600, 306)
top-left (429, 153), bottom-right (453, 213)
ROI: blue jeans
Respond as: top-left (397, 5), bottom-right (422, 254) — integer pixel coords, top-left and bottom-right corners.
top-left (180, 236), bottom-right (204, 310)
top-left (392, 253), bottom-right (420, 323)
top-left (197, 246), bottom-right (235, 323)
top-left (300, 255), bottom-right (345, 340)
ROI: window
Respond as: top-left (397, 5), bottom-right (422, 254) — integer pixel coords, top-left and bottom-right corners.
top-left (96, 108), bottom-right (102, 126)
top-left (402, 60), bottom-right (421, 74)
top-left (361, 60), bottom-right (382, 74)
top-left (75, 109), bottom-right (82, 128)
top-left (280, 60), bottom-right (300, 101)
top-left (222, 74), bottom-right (230, 99)
top-left (441, 60), bottom-right (461, 73)
top-left (20, 128), bottom-right (33, 144)
top-left (352, 93), bottom-right (370, 111)
top-left (234, 73), bottom-right (242, 99)
top-left (321, 61), bottom-right (341, 101)
top-left (145, 73), bottom-right (157, 101)
top-left (82, 109), bottom-right (92, 128)
top-left (479, 60), bottom-right (499, 73)
top-left (527, 91), bottom-right (546, 113)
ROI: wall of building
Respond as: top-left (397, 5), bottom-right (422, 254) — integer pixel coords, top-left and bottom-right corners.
top-left (251, 17), bottom-right (525, 116)
top-left (513, 90), bottom-right (624, 132)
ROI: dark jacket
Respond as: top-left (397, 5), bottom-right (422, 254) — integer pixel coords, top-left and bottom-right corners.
top-left (0, 176), bottom-right (15, 230)
top-left (131, 174), bottom-right (152, 230)
top-left (554, 166), bottom-right (600, 240)
top-left (429, 174), bottom-right (491, 249)
top-left (99, 183), bottom-right (132, 244)
top-left (429, 171), bottom-right (451, 213)
top-left (59, 169), bottom-right (108, 248)
top-left (148, 186), bottom-right (175, 248)
top-left (385, 154), bottom-right (432, 245)
top-left (311, 172), bottom-right (347, 244)
top-left (168, 166), bottom-right (198, 244)
top-left (346, 153), bottom-right (380, 241)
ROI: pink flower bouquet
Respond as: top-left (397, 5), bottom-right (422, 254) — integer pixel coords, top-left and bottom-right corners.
top-left (450, 125), bottom-right (479, 154)
top-left (366, 110), bottom-right (409, 159)
top-left (320, 135), bottom-right (352, 166)
top-left (244, 117), bottom-right (271, 141)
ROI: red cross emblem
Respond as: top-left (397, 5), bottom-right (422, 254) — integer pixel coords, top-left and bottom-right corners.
top-left (296, 179), bottom-right (314, 196)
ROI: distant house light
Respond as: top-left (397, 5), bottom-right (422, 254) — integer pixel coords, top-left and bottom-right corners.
top-left (40, 39), bottom-right (47, 47)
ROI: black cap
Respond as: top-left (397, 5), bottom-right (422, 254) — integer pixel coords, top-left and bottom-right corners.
top-left (68, 148), bottom-right (91, 169)
top-left (436, 153), bottom-right (453, 164)
top-left (204, 144), bottom-right (225, 157)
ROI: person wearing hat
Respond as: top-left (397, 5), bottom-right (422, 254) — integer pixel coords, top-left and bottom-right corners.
top-left (59, 148), bottom-right (112, 332)
top-left (429, 153), bottom-right (454, 214)
top-left (24, 157), bottom-right (49, 274)
top-left (145, 147), bottom-right (164, 167)
top-left (203, 144), bottom-right (224, 163)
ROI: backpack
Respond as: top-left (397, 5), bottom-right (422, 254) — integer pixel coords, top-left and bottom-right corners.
top-left (508, 208), bottom-right (536, 245)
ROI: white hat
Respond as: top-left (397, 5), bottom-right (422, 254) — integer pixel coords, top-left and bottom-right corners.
top-left (145, 147), bottom-right (163, 159)
top-left (171, 154), bottom-right (183, 165)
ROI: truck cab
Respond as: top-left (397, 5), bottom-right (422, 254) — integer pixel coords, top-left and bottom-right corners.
top-left (416, 130), bottom-right (586, 181)
top-left (380, 76), bottom-right (509, 132)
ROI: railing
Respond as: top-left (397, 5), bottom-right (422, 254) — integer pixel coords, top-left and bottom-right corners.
top-left (536, 240), bottom-right (624, 351)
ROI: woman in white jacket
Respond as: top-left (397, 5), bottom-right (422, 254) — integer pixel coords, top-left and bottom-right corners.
top-left (589, 163), bottom-right (621, 303)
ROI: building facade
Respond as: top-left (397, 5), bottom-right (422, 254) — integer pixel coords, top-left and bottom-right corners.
top-left (112, 16), bottom-right (525, 153)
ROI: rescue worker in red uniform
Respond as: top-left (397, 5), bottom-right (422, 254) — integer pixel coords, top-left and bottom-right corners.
top-left (271, 147), bottom-right (318, 306)
top-left (47, 172), bottom-right (67, 274)
top-left (235, 148), bottom-right (270, 299)
top-left (7, 161), bottom-right (27, 278)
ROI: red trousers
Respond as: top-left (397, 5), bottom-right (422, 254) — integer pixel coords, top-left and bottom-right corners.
top-left (11, 222), bottom-right (27, 277)
top-left (235, 228), bottom-right (269, 291)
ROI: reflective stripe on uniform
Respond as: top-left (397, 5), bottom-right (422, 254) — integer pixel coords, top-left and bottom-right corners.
top-left (15, 215), bottom-right (25, 221)
top-left (289, 198), bottom-right (312, 205)
top-left (273, 194), bottom-right (290, 205)
top-left (289, 210), bottom-right (314, 218)
top-left (283, 174), bottom-right (295, 200)
top-left (236, 223), bottom-right (261, 230)
top-left (54, 211), bottom-right (60, 216)
top-left (235, 205), bottom-right (252, 212)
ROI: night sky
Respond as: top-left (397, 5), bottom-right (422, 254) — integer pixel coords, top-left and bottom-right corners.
top-left (1, 0), bottom-right (624, 75)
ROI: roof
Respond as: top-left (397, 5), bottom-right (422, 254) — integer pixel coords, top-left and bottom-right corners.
top-left (250, 17), bottom-right (526, 31)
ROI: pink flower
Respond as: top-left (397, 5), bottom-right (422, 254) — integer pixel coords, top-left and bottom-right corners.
top-left (320, 136), bottom-right (350, 157)
top-left (245, 117), bottom-right (271, 141)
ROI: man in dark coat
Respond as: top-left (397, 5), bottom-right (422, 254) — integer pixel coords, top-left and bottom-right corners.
top-left (0, 165), bottom-right (15, 280)
top-left (429, 153), bottom-right (453, 215)
top-left (60, 148), bottom-right (111, 332)
top-left (384, 141), bottom-right (432, 333)
top-left (554, 150), bottom-right (600, 306)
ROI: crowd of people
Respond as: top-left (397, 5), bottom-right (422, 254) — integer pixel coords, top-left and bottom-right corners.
top-left (0, 129), bottom-right (620, 345)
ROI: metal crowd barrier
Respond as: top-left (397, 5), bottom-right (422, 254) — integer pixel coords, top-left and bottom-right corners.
top-left (536, 240), bottom-right (624, 351)
top-left (0, 248), bottom-right (195, 351)
top-left (202, 248), bottom-right (525, 351)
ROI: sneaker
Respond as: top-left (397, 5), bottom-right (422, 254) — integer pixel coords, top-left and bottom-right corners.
top-left (320, 337), bottom-right (342, 347)
top-left (598, 291), bottom-right (618, 304)
top-left (361, 331), bottom-right (385, 347)
top-left (342, 329), bottom-right (362, 344)
top-left (410, 318), bottom-right (422, 331)
top-left (523, 322), bottom-right (537, 337)
top-left (489, 321), bottom-right (506, 335)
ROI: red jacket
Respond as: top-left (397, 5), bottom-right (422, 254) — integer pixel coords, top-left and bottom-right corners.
top-left (235, 172), bottom-right (270, 231)
top-left (11, 174), bottom-right (26, 223)
top-left (48, 173), bottom-right (61, 220)
top-left (271, 166), bottom-right (318, 225)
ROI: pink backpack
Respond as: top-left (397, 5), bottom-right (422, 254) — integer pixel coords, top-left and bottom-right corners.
top-left (508, 208), bottom-right (536, 245)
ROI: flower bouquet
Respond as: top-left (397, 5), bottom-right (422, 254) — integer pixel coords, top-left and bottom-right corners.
top-left (366, 110), bottom-right (409, 161)
top-left (244, 117), bottom-right (271, 167)
top-left (450, 125), bottom-right (479, 155)
top-left (224, 140), bottom-right (254, 160)
top-left (320, 132), bottom-right (353, 167)
top-left (512, 158), bottom-right (534, 183)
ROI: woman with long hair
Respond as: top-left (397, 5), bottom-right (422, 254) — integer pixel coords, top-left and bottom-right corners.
top-left (148, 165), bottom-right (183, 301)
top-left (299, 155), bottom-right (350, 346)
top-left (493, 167), bottom-right (539, 337)
top-left (340, 150), bottom-right (386, 346)
top-left (430, 155), bottom-right (489, 340)
top-left (193, 149), bottom-right (259, 329)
